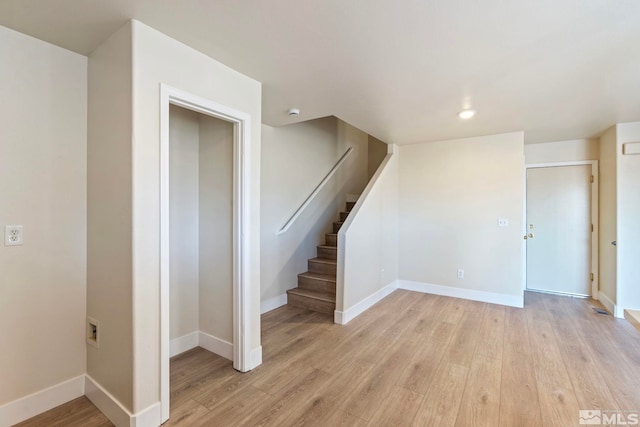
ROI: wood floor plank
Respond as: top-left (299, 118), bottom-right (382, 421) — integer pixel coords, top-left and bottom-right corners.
top-left (341, 338), bottom-right (420, 420)
top-left (498, 307), bottom-right (543, 427)
top-left (454, 304), bottom-right (504, 427)
top-left (13, 397), bottom-right (113, 427)
top-left (367, 386), bottom-right (424, 426)
top-left (396, 320), bottom-right (456, 394)
top-left (541, 294), bottom-right (622, 412)
top-left (412, 362), bottom-right (469, 427)
top-left (440, 300), bottom-right (486, 368)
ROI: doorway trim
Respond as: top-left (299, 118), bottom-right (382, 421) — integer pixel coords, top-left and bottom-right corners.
top-left (523, 161), bottom-right (599, 299)
top-left (159, 84), bottom-right (253, 422)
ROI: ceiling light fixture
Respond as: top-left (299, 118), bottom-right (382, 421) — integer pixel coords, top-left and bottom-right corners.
top-left (458, 109), bottom-right (476, 120)
top-left (288, 108), bottom-right (300, 116)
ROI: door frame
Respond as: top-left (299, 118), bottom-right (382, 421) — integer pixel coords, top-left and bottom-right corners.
top-left (159, 84), bottom-right (253, 422)
top-left (523, 161), bottom-right (599, 299)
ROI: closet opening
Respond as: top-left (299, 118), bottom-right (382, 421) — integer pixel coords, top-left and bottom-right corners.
top-left (159, 85), bottom-right (253, 422)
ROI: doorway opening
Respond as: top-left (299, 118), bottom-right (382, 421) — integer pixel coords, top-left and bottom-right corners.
top-left (523, 161), bottom-right (599, 299)
top-left (160, 85), bottom-right (253, 422)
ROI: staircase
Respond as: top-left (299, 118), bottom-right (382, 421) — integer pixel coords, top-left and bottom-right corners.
top-left (286, 201), bottom-right (356, 314)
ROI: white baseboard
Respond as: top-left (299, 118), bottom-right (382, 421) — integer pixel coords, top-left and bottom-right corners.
top-left (85, 375), bottom-right (161, 427)
top-left (397, 280), bottom-right (524, 308)
top-left (169, 331), bottom-right (233, 361)
top-left (250, 346), bottom-right (263, 370)
top-left (199, 332), bottom-right (233, 361)
top-left (334, 282), bottom-right (398, 325)
top-left (85, 374), bottom-right (131, 427)
top-left (615, 305), bottom-right (626, 319)
top-left (0, 375), bottom-right (84, 426)
top-left (170, 331), bottom-right (199, 357)
top-left (131, 403), bottom-right (161, 427)
top-left (597, 292), bottom-right (618, 317)
top-left (260, 294), bottom-right (287, 314)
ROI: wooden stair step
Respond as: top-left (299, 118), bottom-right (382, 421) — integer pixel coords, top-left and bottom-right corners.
top-left (332, 221), bottom-right (344, 233)
top-left (339, 211), bottom-right (350, 222)
top-left (286, 288), bottom-right (336, 314)
top-left (346, 201), bottom-right (356, 211)
top-left (298, 272), bottom-right (336, 294)
top-left (308, 257), bottom-right (336, 275)
top-left (325, 233), bottom-right (337, 246)
top-left (317, 245), bottom-right (337, 260)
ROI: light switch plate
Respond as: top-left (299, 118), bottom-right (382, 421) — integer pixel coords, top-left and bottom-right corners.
top-left (5, 225), bottom-right (23, 246)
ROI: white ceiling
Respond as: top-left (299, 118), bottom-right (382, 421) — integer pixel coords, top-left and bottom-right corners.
top-left (2, 0), bottom-right (639, 144)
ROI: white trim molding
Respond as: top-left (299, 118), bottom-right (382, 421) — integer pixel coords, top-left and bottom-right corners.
top-left (0, 375), bottom-right (84, 426)
top-left (199, 332), bottom-right (233, 361)
top-left (169, 331), bottom-right (199, 358)
top-left (160, 84), bottom-right (255, 423)
top-left (260, 294), bottom-right (288, 314)
top-left (250, 346), bottom-right (263, 370)
top-left (85, 375), bottom-right (161, 427)
top-left (397, 280), bottom-right (524, 308)
top-left (597, 291), bottom-right (617, 317)
top-left (334, 282), bottom-right (398, 325)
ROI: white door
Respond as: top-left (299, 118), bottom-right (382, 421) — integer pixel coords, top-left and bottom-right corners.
top-left (526, 165), bottom-right (592, 296)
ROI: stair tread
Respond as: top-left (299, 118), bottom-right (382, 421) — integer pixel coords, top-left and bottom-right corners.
top-left (287, 287), bottom-right (336, 303)
top-left (317, 245), bottom-right (337, 250)
top-left (298, 272), bottom-right (336, 282)
top-left (309, 257), bottom-right (337, 265)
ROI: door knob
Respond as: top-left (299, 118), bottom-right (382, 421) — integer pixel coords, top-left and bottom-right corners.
top-left (524, 233), bottom-right (534, 240)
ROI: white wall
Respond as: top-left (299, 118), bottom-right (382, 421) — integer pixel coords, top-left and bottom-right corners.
top-left (0, 25), bottom-right (87, 407)
top-left (599, 126), bottom-right (617, 306)
top-left (398, 132), bottom-right (525, 303)
top-left (524, 138), bottom-right (599, 164)
top-left (338, 148), bottom-right (399, 314)
top-left (169, 106), bottom-right (234, 345)
top-left (199, 115), bottom-right (234, 342)
top-left (131, 20), bottom-right (262, 413)
top-left (368, 136), bottom-right (388, 178)
top-left (616, 121), bottom-right (640, 312)
top-left (87, 21), bottom-right (134, 410)
top-left (260, 117), bottom-right (369, 303)
top-left (169, 106), bottom-right (200, 340)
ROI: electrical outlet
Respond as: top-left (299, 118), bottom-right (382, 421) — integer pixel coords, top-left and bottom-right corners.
top-left (5, 225), bottom-right (23, 246)
top-left (457, 269), bottom-right (465, 279)
top-left (498, 218), bottom-right (509, 227)
top-left (87, 317), bottom-right (100, 348)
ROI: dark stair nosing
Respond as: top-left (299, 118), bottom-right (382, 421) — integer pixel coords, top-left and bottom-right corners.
top-left (298, 272), bottom-right (336, 282)
top-left (286, 287), bottom-right (336, 303)
top-left (308, 257), bottom-right (336, 265)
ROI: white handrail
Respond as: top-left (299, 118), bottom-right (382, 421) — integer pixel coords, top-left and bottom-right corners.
top-left (277, 146), bottom-right (354, 235)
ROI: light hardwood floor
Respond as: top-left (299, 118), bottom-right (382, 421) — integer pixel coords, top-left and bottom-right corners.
top-left (16, 291), bottom-right (640, 426)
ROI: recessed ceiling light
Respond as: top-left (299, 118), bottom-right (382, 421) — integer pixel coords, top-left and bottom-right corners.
top-left (458, 109), bottom-right (476, 119)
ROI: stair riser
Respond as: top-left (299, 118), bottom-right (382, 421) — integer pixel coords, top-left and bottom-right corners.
top-left (332, 222), bottom-right (343, 233)
top-left (339, 212), bottom-right (349, 222)
top-left (287, 293), bottom-right (335, 314)
top-left (317, 246), bottom-right (337, 260)
top-left (298, 276), bottom-right (336, 294)
top-left (308, 260), bottom-right (336, 275)
top-left (346, 201), bottom-right (356, 211)
top-left (325, 234), bottom-right (337, 246)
